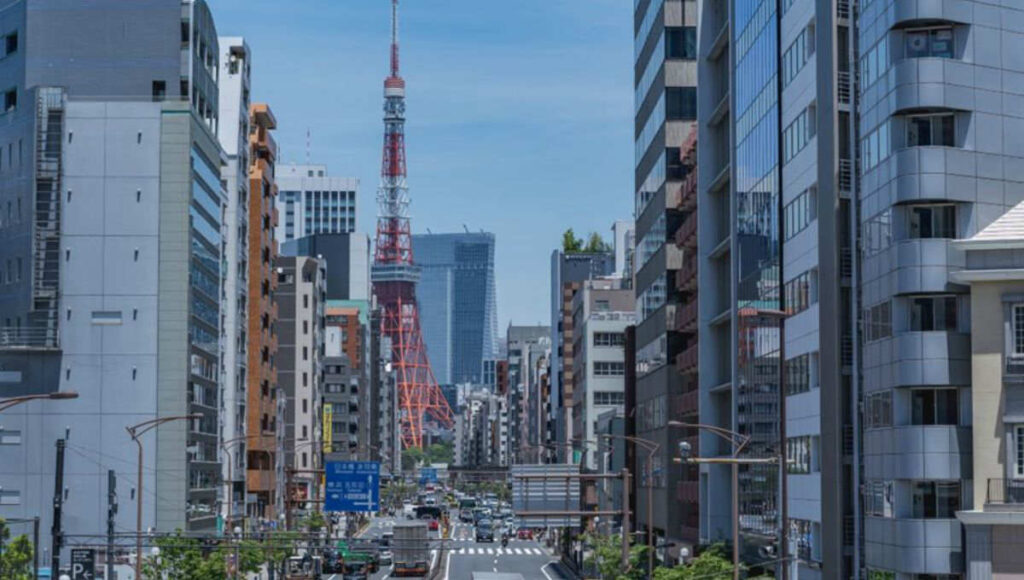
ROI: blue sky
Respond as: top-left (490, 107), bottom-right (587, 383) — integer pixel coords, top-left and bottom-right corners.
top-left (212, 0), bottom-right (634, 329)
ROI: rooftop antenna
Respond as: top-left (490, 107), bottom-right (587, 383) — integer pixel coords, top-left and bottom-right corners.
top-left (305, 128), bottom-right (311, 165)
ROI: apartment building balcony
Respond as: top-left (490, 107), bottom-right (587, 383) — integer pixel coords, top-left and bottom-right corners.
top-left (676, 343), bottom-right (698, 374)
top-left (985, 479), bottom-right (1024, 511)
top-left (675, 298), bottom-right (697, 334)
top-left (249, 124), bottom-right (277, 161)
top-left (675, 255), bottom-right (697, 292)
top-left (677, 480), bottom-right (699, 503)
top-left (673, 390), bottom-right (699, 418)
top-left (675, 211), bottom-right (698, 250)
top-left (246, 468), bottom-right (276, 493)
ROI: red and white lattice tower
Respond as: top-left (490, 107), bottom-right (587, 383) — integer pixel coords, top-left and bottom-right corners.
top-left (372, 0), bottom-right (454, 449)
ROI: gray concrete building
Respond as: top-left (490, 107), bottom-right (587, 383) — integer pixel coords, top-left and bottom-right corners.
top-left (505, 324), bottom-right (550, 464)
top-left (282, 232), bottom-right (371, 301)
top-left (274, 256), bottom-right (326, 512)
top-left (0, 0), bottom-right (228, 561)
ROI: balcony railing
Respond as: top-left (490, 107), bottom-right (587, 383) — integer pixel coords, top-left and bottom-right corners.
top-left (837, 71), bottom-right (853, 104)
top-left (675, 212), bottom-right (698, 250)
top-left (676, 256), bottom-right (697, 292)
top-left (837, 0), bottom-right (852, 19)
top-left (987, 478), bottom-right (1024, 505)
top-left (676, 299), bottom-right (697, 333)
top-left (676, 343), bottom-right (698, 373)
top-left (838, 158), bottom-right (854, 194)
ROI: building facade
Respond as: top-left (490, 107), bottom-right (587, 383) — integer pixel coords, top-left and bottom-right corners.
top-left (0, 0), bottom-right (229, 559)
top-left (275, 163), bottom-right (358, 244)
top-left (282, 232), bottom-right (370, 301)
top-left (505, 325), bottom-right (550, 464)
top-left (633, 0), bottom-right (699, 561)
top-left (245, 102), bottom-right (280, 521)
top-left (570, 279), bottom-right (634, 470)
top-left (216, 34), bottom-right (251, 526)
top-left (274, 256), bottom-right (326, 515)
top-left (412, 232), bottom-right (499, 387)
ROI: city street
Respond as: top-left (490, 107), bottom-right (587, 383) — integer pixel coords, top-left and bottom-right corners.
top-left (441, 522), bottom-right (573, 580)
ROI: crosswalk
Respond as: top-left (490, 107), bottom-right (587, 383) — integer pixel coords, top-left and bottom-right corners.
top-left (452, 547), bottom-right (547, 556)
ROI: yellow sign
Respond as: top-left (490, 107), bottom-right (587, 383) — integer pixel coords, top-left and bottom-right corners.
top-left (323, 403), bottom-right (333, 454)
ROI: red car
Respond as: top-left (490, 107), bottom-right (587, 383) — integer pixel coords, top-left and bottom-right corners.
top-left (428, 519), bottom-right (439, 531)
top-left (516, 528), bottom-right (533, 540)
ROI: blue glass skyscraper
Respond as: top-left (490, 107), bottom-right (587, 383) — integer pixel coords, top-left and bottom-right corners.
top-left (412, 232), bottom-right (498, 387)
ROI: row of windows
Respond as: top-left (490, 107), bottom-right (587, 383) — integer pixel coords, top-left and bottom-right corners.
top-left (862, 296), bottom-right (959, 343)
top-left (864, 388), bottom-right (959, 429)
top-left (783, 187), bottom-right (816, 241)
top-left (665, 27), bottom-right (697, 60)
top-left (593, 332), bottom-right (625, 347)
top-left (782, 23), bottom-right (813, 88)
top-left (784, 269), bottom-right (817, 316)
top-left (863, 203), bottom-right (957, 258)
top-left (593, 361), bottom-right (625, 377)
top-left (783, 105), bottom-right (816, 164)
top-left (864, 114), bottom-right (956, 173)
top-left (785, 353), bottom-right (812, 396)
top-left (860, 35), bottom-right (888, 90)
top-left (864, 391), bottom-right (892, 430)
top-left (594, 391), bottom-right (625, 406)
top-left (787, 435), bottom-right (818, 474)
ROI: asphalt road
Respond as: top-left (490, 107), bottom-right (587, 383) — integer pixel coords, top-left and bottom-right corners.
top-left (442, 522), bottom-right (574, 580)
top-left (323, 515), bottom-right (441, 580)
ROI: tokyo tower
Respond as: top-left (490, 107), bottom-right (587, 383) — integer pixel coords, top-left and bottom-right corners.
top-left (372, 0), bottom-right (454, 449)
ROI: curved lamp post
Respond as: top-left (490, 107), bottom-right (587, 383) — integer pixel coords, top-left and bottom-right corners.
top-left (126, 414), bottom-right (201, 580)
top-left (668, 420), bottom-right (780, 580)
top-left (0, 391), bottom-right (78, 413)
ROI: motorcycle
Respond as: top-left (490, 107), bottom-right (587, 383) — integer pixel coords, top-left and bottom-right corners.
top-left (501, 535), bottom-right (509, 548)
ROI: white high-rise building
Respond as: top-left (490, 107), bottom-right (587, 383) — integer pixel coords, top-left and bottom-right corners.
top-left (275, 163), bottom-right (359, 244)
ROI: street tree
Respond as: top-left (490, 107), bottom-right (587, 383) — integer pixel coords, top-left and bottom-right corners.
top-left (0, 518), bottom-right (33, 580)
top-left (652, 544), bottom-right (736, 580)
top-left (583, 532), bottom-right (648, 580)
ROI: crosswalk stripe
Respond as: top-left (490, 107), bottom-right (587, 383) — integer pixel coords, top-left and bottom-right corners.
top-left (486, 548), bottom-right (494, 555)
top-left (514, 548), bottom-right (522, 555)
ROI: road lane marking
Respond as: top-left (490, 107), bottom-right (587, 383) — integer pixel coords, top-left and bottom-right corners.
top-left (514, 548), bottom-right (522, 554)
top-left (486, 548), bottom-right (494, 555)
top-left (541, 562), bottom-right (556, 580)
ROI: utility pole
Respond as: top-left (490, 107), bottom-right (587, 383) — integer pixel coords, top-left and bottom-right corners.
top-left (50, 438), bottom-right (66, 577)
top-left (107, 470), bottom-right (117, 580)
top-left (33, 517), bottom-right (39, 580)
top-left (620, 468), bottom-right (630, 567)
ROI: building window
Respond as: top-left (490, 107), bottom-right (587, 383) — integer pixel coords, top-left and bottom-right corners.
top-left (787, 436), bottom-right (812, 474)
top-left (302, 347), bottom-right (308, 361)
top-left (0, 490), bottom-right (20, 505)
top-left (911, 481), bottom-right (960, 518)
top-left (91, 311), bottom-right (123, 325)
top-left (302, 399), bottom-right (308, 414)
top-left (907, 114), bottom-right (955, 147)
top-left (4, 31), bottom-right (17, 56)
top-left (860, 36), bottom-right (889, 90)
top-left (783, 105), bottom-right (816, 163)
top-left (910, 295), bottom-right (958, 332)
top-left (906, 27), bottom-right (954, 59)
top-left (864, 301), bottom-right (892, 342)
top-left (666, 87), bottom-right (697, 120)
top-left (1016, 425), bottom-right (1024, 478)
top-left (0, 429), bottom-right (21, 445)
top-left (784, 269), bottom-right (817, 316)
top-left (593, 362), bottom-right (625, 377)
top-left (864, 481), bottom-right (894, 517)
top-left (784, 187), bottom-right (817, 241)
top-left (861, 121), bottom-right (891, 171)
top-left (782, 24), bottom-right (814, 87)
top-left (865, 391), bottom-right (893, 429)
top-left (593, 332), bottom-right (625, 347)
top-left (911, 388), bottom-right (958, 425)
top-left (665, 26), bottom-right (697, 59)
top-left (594, 391), bottom-right (625, 405)
top-left (3, 88), bottom-right (15, 113)
top-left (785, 354), bottom-right (811, 395)
top-left (909, 205), bottom-right (956, 239)
top-left (302, 453), bottom-right (308, 468)
top-left (152, 80), bottom-right (166, 101)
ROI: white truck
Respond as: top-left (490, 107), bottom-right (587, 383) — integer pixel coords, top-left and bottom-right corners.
top-left (392, 521), bottom-right (430, 577)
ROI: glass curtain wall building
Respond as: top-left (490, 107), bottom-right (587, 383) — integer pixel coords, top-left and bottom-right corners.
top-left (632, 0), bottom-right (699, 560)
top-left (412, 232), bottom-right (498, 387)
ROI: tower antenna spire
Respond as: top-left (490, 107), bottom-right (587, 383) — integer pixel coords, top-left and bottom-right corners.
top-left (390, 0), bottom-right (400, 78)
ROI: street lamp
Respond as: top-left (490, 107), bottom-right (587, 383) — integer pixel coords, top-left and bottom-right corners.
top-left (126, 414), bottom-right (201, 580)
top-left (600, 433), bottom-right (659, 579)
top-left (669, 420), bottom-right (781, 580)
top-left (0, 391), bottom-right (78, 413)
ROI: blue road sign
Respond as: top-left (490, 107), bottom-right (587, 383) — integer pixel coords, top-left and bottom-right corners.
top-left (419, 467), bottom-right (438, 484)
top-left (325, 461), bottom-right (380, 512)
